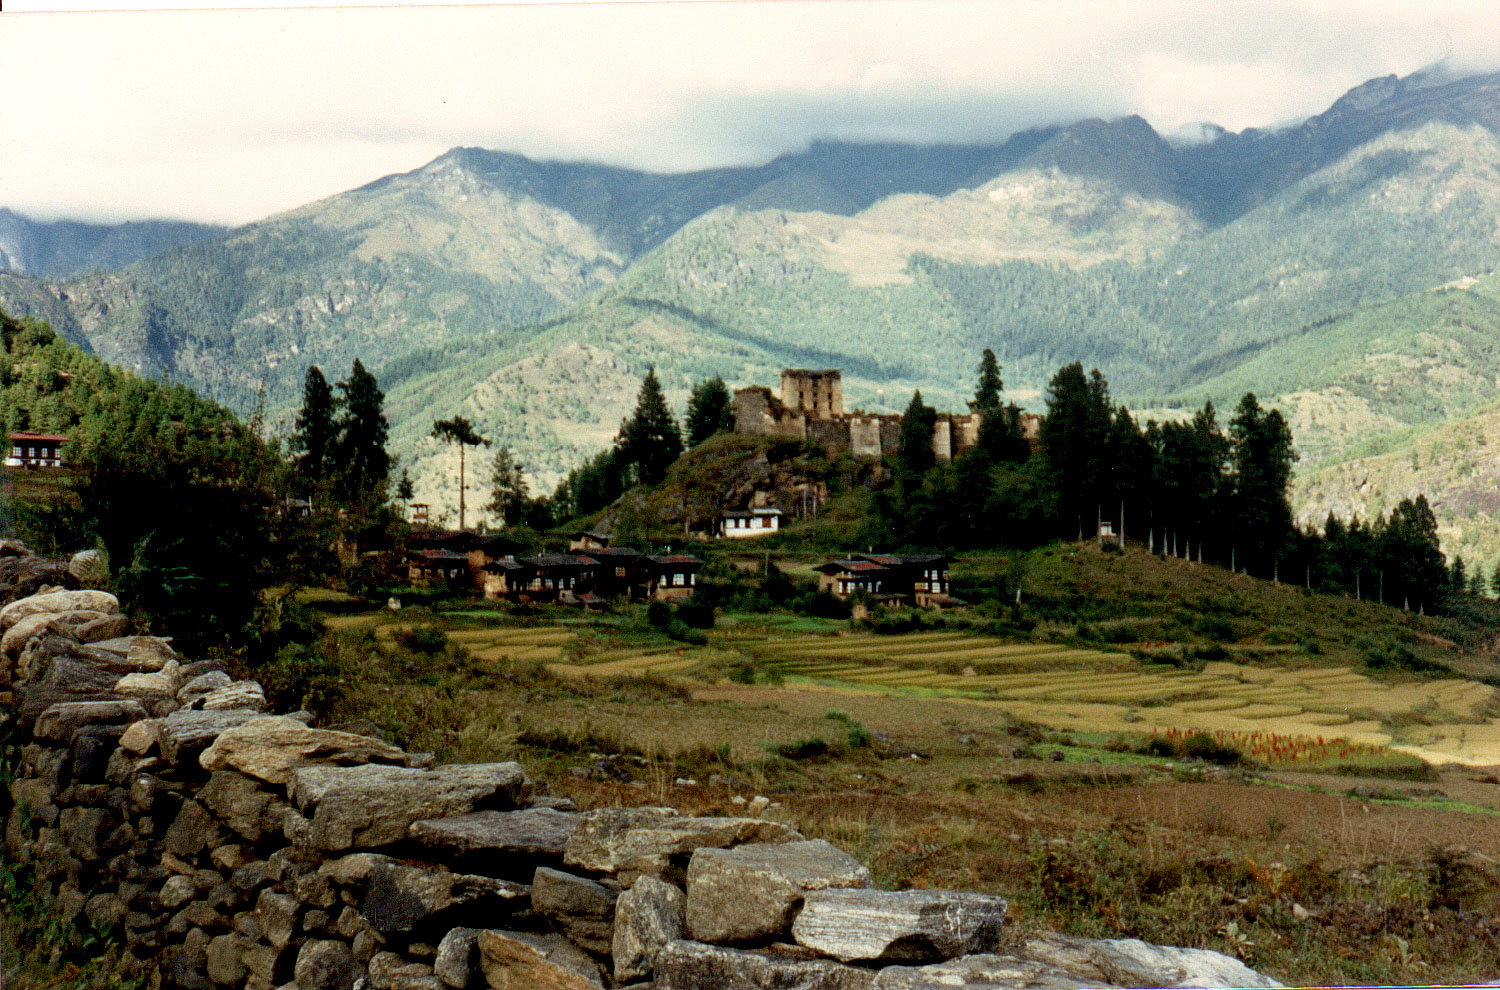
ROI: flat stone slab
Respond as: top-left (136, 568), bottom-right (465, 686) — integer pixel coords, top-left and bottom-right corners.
top-left (532, 867), bottom-right (616, 953)
top-left (286, 761), bottom-right (532, 852)
top-left (687, 839), bottom-right (871, 943)
top-left (199, 715), bottom-right (410, 784)
top-left (159, 707), bottom-right (263, 764)
top-left (477, 930), bottom-right (604, 990)
top-left (35, 700), bottom-right (147, 742)
top-left (564, 807), bottom-right (803, 883)
top-left (653, 939), bottom-right (874, 990)
top-left (1024, 934), bottom-right (1285, 989)
top-left (410, 806), bottom-right (580, 859)
top-left (0, 590), bottom-right (118, 630)
top-left (792, 888), bottom-right (1006, 963)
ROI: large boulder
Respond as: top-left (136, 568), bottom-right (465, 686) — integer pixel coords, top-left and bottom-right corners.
top-left (2, 612), bottom-right (63, 657)
top-left (285, 762), bottom-right (532, 852)
top-left (564, 807), bottom-right (802, 883)
top-left (791, 889), bottom-right (1007, 964)
top-left (199, 715), bottom-right (410, 784)
top-left (687, 839), bottom-right (871, 944)
top-left (653, 939), bottom-right (874, 990)
top-left (613, 875), bottom-right (686, 984)
top-left (476, 930), bottom-right (604, 990)
top-left (67, 550), bottom-right (109, 587)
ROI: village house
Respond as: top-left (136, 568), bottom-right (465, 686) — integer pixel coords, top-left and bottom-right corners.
top-left (717, 507), bottom-right (784, 539)
top-left (572, 545), bottom-right (648, 599)
top-left (647, 554), bottom-right (702, 602)
top-left (405, 530), bottom-right (524, 591)
top-left (5, 432), bottom-right (68, 469)
top-left (814, 552), bottom-right (963, 608)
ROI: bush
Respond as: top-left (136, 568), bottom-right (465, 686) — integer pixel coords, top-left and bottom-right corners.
top-left (1364, 642), bottom-right (1449, 676)
top-left (801, 591), bottom-right (852, 619)
top-left (764, 737), bottom-right (831, 760)
top-left (392, 624), bottom-right (449, 654)
top-left (1181, 732), bottom-right (1241, 766)
top-left (646, 600), bottom-right (673, 630)
top-left (674, 602), bottom-right (716, 629)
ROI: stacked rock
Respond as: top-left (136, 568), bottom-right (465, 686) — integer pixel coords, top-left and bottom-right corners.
top-left (0, 545), bottom-right (1283, 990)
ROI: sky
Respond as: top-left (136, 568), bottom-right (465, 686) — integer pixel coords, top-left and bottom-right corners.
top-left (2, 1), bottom-right (1499, 226)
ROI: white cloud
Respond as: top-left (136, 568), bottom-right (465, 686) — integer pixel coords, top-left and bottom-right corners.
top-left (1, 0), bottom-right (1497, 224)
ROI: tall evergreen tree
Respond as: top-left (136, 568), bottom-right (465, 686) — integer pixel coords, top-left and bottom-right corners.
top-left (289, 365), bottom-right (338, 499)
top-left (1228, 393), bottom-right (1297, 573)
top-left (335, 359), bottom-right (390, 506)
top-left (431, 416), bottom-right (488, 531)
top-left (617, 367), bottom-right (682, 487)
top-left (483, 445), bottom-right (529, 528)
top-left (896, 390), bottom-right (937, 476)
top-left (1491, 561), bottom-right (1500, 598)
top-left (971, 349), bottom-right (1003, 413)
top-left (684, 376), bottom-right (735, 447)
top-left (1040, 363), bottom-right (1113, 538)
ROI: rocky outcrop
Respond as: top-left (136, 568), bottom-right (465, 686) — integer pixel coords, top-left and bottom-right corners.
top-left (0, 546), bottom-right (1285, 990)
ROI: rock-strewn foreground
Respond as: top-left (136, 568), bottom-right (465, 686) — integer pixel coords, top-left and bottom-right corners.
top-left (0, 541), bottom-right (1283, 989)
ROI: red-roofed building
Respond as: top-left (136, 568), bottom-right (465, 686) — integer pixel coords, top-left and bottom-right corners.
top-left (647, 554), bottom-right (702, 602)
top-left (6, 433), bottom-right (68, 470)
top-left (815, 553), bottom-right (962, 608)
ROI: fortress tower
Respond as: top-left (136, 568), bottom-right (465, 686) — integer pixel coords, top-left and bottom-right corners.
top-left (780, 369), bottom-right (843, 419)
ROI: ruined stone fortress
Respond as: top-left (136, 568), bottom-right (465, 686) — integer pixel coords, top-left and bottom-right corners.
top-left (733, 369), bottom-right (985, 462)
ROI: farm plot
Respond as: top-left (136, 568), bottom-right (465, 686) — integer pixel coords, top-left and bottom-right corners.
top-left (737, 632), bottom-right (1500, 762)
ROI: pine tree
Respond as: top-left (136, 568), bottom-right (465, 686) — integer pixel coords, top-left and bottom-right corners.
top-left (335, 359), bottom-right (390, 506)
top-left (971, 349), bottom-right (1003, 413)
top-left (431, 416), bottom-right (488, 531)
top-left (1040, 363), bottom-right (1113, 538)
top-left (896, 390), bottom-right (937, 476)
top-left (289, 365), bottom-right (338, 499)
top-left (684, 376), bottom-right (735, 447)
top-left (483, 445), bottom-right (529, 528)
top-left (1491, 561), bottom-right (1500, 598)
top-left (1228, 393), bottom-right (1297, 574)
top-left (617, 367), bottom-right (682, 487)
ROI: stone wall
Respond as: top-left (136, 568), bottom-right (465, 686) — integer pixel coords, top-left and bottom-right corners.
top-left (0, 540), bottom-right (1283, 990)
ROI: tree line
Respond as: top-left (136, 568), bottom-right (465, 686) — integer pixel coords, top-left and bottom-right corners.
top-left (874, 350), bottom-right (1461, 615)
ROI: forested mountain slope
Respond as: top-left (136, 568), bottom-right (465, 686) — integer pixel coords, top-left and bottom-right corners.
top-left (0, 209), bottom-right (223, 279)
top-left (1, 68), bottom-right (1498, 542)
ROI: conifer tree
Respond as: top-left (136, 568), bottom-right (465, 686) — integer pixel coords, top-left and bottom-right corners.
top-left (685, 376), bottom-right (735, 447)
top-left (1228, 393), bottom-right (1296, 573)
top-left (335, 359), bottom-right (390, 506)
top-left (617, 367), bottom-right (682, 486)
top-left (289, 365), bottom-right (338, 499)
top-left (971, 349), bottom-right (1004, 413)
top-left (896, 390), bottom-right (937, 476)
top-left (1491, 561), bottom-right (1500, 598)
top-left (483, 445), bottom-right (529, 528)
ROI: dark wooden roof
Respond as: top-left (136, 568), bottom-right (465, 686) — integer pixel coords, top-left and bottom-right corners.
top-left (7, 432), bottom-right (69, 443)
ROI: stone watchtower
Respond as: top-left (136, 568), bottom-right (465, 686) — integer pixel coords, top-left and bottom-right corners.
top-left (780, 369), bottom-right (843, 420)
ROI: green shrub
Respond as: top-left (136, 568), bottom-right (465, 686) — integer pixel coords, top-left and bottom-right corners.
top-left (764, 737), bottom-right (832, 760)
top-left (674, 602), bottom-right (716, 629)
top-left (393, 624), bottom-right (449, 654)
top-left (1181, 732), bottom-right (1241, 766)
top-left (646, 600), bottom-right (673, 629)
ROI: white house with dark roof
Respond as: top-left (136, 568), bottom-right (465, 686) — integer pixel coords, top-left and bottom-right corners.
top-left (717, 507), bottom-right (784, 539)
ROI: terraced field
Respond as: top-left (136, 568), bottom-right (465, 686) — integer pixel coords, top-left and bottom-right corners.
top-left (739, 632), bottom-right (1500, 764)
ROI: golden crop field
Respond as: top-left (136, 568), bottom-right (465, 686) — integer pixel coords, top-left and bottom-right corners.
top-left (734, 633), bottom-right (1500, 764)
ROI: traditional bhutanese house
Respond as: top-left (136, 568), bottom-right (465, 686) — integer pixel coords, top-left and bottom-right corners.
top-left (573, 546), bottom-right (647, 600)
top-left (817, 553), bottom-right (965, 608)
top-left (568, 530), bottom-right (613, 551)
top-left (5, 433), bottom-right (68, 469)
top-left (480, 558), bottom-right (529, 600)
top-left (407, 530), bottom-right (524, 593)
top-left (647, 554), bottom-right (702, 602)
top-left (852, 552), bottom-right (963, 607)
top-left (717, 508), bottom-right (785, 539)
top-left (511, 554), bottom-right (598, 603)
top-left (406, 549), bottom-right (472, 588)
top-left (814, 559), bottom-right (890, 600)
